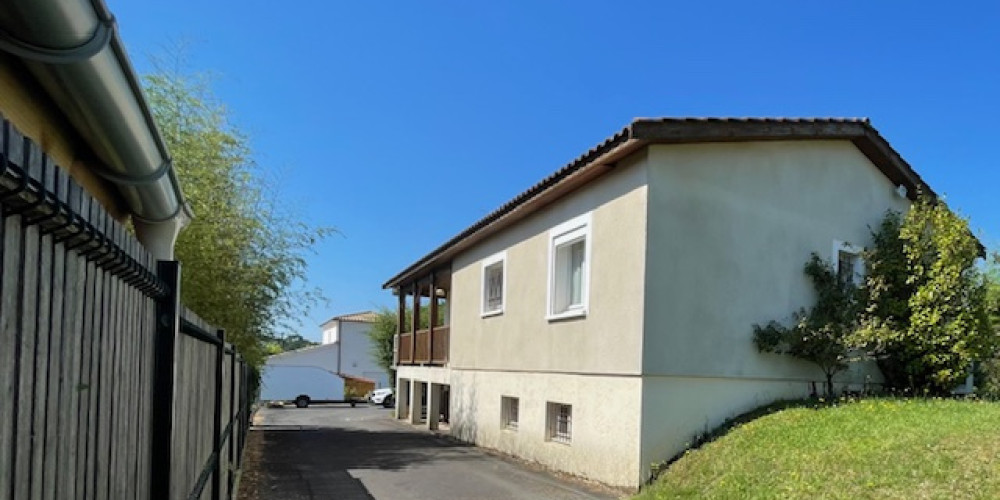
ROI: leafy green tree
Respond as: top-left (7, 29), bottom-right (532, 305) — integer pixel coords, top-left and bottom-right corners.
top-left (144, 68), bottom-right (329, 367)
top-left (260, 333), bottom-right (318, 354)
top-left (366, 305), bottom-right (433, 387)
top-left (367, 308), bottom-right (398, 386)
top-left (754, 254), bottom-right (859, 397)
top-left (856, 199), bottom-right (995, 394)
top-left (975, 253), bottom-right (1000, 397)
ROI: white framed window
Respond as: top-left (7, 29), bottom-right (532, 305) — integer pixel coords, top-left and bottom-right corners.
top-left (481, 251), bottom-right (506, 316)
top-left (546, 213), bottom-right (591, 320)
top-left (546, 402), bottom-right (572, 444)
top-left (832, 240), bottom-right (864, 286)
top-left (501, 396), bottom-right (519, 430)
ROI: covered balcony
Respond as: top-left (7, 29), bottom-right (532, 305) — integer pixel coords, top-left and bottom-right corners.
top-left (395, 267), bottom-right (450, 366)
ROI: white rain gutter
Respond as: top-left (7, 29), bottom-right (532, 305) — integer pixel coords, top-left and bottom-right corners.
top-left (0, 0), bottom-right (192, 260)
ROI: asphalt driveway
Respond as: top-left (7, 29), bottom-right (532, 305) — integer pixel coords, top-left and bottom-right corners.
top-left (237, 404), bottom-right (620, 500)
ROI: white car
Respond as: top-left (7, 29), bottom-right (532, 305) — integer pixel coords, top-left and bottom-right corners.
top-left (368, 387), bottom-right (394, 407)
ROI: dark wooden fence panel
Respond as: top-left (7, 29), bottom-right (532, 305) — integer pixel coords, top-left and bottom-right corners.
top-left (0, 116), bottom-right (253, 500)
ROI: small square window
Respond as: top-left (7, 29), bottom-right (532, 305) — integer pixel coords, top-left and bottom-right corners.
top-left (547, 214), bottom-right (591, 320)
top-left (481, 252), bottom-right (506, 316)
top-left (501, 396), bottom-right (519, 430)
top-left (546, 402), bottom-right (572, 444)
top-left (833, 240), bottom-right (864, 287)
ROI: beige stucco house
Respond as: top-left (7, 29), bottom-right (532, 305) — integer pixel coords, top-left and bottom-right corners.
top-left (382, 118), bottom-right (930, 488)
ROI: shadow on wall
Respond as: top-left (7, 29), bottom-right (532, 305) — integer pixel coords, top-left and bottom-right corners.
top-left (450, 378), bottom-right (478, 443)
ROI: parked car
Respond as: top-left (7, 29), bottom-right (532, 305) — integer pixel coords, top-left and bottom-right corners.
top-left (368, 387), bottom-right (394, 407)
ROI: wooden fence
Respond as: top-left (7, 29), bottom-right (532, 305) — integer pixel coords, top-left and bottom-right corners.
top-left (0, 118), bottom-right (253, 499)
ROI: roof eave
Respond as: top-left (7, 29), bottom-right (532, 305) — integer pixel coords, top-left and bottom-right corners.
top-left (383, 118), bottom-right (936, 290)
top-left (382, 133), bottom-right (645, 289)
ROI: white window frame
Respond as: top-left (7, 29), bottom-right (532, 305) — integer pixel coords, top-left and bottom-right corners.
top-left (546, 402), bottom-right (572, 444)
top-left (546, 213), bottom-right (592, 321)
top-left (832, 240), bottom-right (864, 287)
top-left (481, 251), bottom-right (507, 317)
top-left (501, 396), bottom-right (519, 430)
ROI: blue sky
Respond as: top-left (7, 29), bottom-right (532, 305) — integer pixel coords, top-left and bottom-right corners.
top-left (111, 1), bottom-right (999, 341)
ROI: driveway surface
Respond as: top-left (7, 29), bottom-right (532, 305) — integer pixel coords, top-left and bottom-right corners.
top-left (239, 404), bottom-right (620, 500)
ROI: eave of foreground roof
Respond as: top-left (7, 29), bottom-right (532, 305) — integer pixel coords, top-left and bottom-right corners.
top-left (383, 117), bottom-right (933, 289)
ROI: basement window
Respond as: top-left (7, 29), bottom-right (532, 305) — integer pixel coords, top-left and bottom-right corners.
top-left (502, 396), bottom-right (519, 430)
top-left (546, 402), bottom-right (572, 444)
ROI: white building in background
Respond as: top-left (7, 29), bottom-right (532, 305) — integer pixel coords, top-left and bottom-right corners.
top-left (264, 310), bottom-right (389, 390)
top-left (319, 311), bottom-right (389, 388)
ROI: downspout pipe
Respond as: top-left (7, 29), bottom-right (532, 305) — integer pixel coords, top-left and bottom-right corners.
top-left (0, 0), bottom-right (192, 260)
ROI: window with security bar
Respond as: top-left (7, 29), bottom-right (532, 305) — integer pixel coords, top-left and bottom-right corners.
top-left (546, 402), bottom-right (572, 444)
top-left (481, 251), bottom-right (506, 316)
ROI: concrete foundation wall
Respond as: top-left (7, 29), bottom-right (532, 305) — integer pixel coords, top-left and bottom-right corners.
top-left (448, 369), bottom-right (643, 488)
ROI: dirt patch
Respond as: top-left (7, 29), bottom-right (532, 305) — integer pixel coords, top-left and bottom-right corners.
top-left (235, 430), bottom-right (263, 500)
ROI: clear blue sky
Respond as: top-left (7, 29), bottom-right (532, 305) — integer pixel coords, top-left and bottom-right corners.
top-left (111, 1), bottom-right (999, 341)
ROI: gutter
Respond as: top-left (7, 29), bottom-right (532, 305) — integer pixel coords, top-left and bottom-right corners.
top-left (0, 0), bottom-right (192, 260)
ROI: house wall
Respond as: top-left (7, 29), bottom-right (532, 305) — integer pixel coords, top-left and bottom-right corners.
top-left (321, 321), bottom-right (338, 344)
top-left (638, 140), bottom-right (911, 477)
top-left (0, 53), bottom-right (124, 219)
top-left (448, 150), bottom-right (649, 375)
top-left (264, 343), bottom-right (339, 374)
top-left (338, 320), bottom-right (388, 387)
top-left (449, 370), bottom-right (643, 488)
top-left (431, 151), bottom-right (649, 487)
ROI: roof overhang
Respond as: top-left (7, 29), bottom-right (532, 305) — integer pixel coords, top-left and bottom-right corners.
top-left (383, 117), bottom-right (934, 289)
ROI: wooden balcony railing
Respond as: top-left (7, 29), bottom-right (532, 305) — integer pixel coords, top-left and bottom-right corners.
top-left (431, 326), bottom-right (449, 364)
top-left (398, 332), bottom-right (413, 364)
top-left (415, 329), bottom-right (430, 363)
top-left (396, 326), bottom-right (449, 366)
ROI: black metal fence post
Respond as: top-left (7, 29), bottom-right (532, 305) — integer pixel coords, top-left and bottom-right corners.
top-left (238, 361), bottom-right (247, 468)
top-left (150, 261), bottom-right (181, 500)
top-left (227, 346), bottom-right (237, 496)
top-left (212, 329), bottom-right (225, 500)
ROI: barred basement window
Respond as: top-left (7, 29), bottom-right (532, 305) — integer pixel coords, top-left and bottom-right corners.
top-left (501, 396), bottom-right (519, 430)
top-left (546, 402), bottom-right (572, 444)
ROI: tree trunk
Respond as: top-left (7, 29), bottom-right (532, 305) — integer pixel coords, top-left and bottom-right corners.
top-left (826, 373), bottom-right (835, 398)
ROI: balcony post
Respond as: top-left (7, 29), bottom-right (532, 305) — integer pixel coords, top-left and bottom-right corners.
top-left (428, 271), bottom-right (436, 362)
top-left (396, 287), bottom-right (404, 364)
top-left (411, 281), bottom-right (418, 363)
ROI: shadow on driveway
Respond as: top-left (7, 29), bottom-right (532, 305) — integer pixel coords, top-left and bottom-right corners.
top-left (238, 407), bottom-right (618, 500)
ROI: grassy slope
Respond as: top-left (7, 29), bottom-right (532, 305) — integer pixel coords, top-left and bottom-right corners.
top-left (636, 399), bottom-right (1000, 499)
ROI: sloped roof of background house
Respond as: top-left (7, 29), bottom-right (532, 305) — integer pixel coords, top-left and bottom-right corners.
top-left (320, 310), bottom-right (378, 326)
top-left (383, 117), bottom-right (934, 289)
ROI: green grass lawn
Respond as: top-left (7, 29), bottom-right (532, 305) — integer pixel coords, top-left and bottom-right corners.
top-left (636, 398), bottom-right (1000, 500)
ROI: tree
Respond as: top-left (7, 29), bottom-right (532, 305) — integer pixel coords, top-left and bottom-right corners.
top-left (856, 198), bottom-right (995, 394)
top-left (367, 308), bottom-right (398, 386)
top-left (261, 333), bottom-right (318, 354)
top-left (366, 305), bottom-right (432, 387)
top-left (143, 67), bottom-right (329, 367)
top-left (754, 254), bottom-right (859, 396)
top-left (975, 253), bottom-right (1000, 397)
